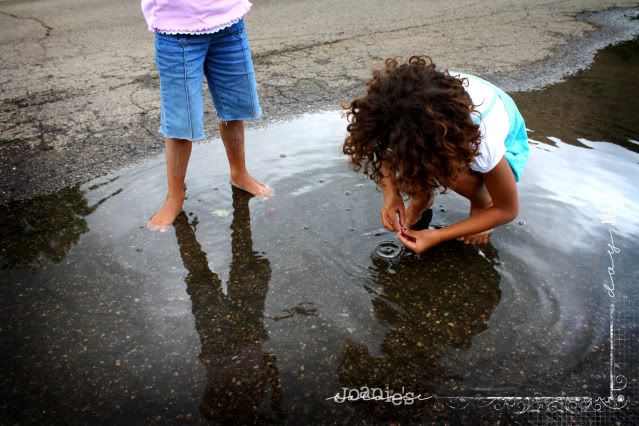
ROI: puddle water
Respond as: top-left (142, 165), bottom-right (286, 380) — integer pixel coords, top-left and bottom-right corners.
top-left (373, 240), bottom-right (404, 260)
top-left (2, 39), bottom-right (639, 423)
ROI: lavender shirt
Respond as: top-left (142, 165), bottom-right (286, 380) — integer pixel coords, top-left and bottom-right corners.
top-left (141, 0), bottom-right (252, 34)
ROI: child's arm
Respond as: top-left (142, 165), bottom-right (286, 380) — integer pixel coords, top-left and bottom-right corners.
top-left (379, 160), bottom-right (405, 232)
top-left (398, 158), bottom-right (519, 252)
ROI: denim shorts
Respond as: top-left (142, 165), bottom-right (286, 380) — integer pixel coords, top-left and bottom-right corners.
top-left (154, 19), bottom-right (262, 141)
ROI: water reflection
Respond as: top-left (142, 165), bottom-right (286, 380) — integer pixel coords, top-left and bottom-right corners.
top-left (337, 243), bottom-right (501, 408)
top-left (174, 188), bottom-right (284, 424)
top-left (0, 182), bottom-right (121, 270)
top-left (1, 36), bottom-right (638, 423)
top-left (512, 38), bottom-right (639, 153)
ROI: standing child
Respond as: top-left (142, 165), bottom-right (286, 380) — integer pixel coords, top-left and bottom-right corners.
top-left (141, 0), bottom-right (273, 231)
top-left (343, 56), bottom-right (529, 253)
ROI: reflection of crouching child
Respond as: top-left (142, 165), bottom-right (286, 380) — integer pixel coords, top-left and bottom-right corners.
top-left (343, 56), bottom-right (529, 253)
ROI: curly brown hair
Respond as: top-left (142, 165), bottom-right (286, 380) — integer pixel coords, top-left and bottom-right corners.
top-left (343, 56), bottom-right (481, 195)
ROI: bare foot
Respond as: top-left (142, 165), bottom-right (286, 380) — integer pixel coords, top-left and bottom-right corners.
top-left (457, 203), bottom-right (493, 244)
top-left (147, 193), bottom-right (185, 232)
top-left (231, 174), bottom-right (274, 199)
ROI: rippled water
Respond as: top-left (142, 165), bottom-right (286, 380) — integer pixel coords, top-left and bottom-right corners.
top-left (2, 39), bottom-right (638, 423)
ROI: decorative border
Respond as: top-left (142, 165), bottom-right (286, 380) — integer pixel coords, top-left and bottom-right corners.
top-left (433, 211), bottom-right (628, 415)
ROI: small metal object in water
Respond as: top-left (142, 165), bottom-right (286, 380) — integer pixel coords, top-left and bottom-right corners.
top-left (374, 240), bottom-right (404, 259)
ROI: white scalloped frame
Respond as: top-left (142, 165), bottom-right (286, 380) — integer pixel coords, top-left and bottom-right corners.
top-left (433, 221), bottom-right (628, 416)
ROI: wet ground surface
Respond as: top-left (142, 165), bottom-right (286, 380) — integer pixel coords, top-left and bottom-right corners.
top-left (1, 2), bottom-right (638, 204)
top-left (2, 39), bottom-right (639, 424)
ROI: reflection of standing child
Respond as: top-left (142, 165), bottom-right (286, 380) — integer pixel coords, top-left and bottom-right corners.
top-left (173, 188), bottom-right (282, 423)
top-left (343, 56), bottom-right (529, 253)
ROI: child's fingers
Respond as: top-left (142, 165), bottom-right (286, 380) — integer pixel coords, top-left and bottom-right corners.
top-left (401, 228), bottom-right (418, 238)
top-left (397, 232), bottom-right (417, 251)
top-left (399, 228), bottom-right (418, 244)
top-left (381, 211), bottom-right (391, 231)
top-left (389, 212), bottom-right (401, 232)
top-left (401, 228), bottom-right (417, 239)
top-left (396, 209), bottom-right (406, 229)
top-left (382, 210), bottom-right (396, 231)
top-left (388, 213), bottom-right (399, 232)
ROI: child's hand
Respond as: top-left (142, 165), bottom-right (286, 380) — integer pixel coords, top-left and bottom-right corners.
top-left (397, 228), bottom-right (443, 253)
top-left (381, 193), bottom-right (405, 232)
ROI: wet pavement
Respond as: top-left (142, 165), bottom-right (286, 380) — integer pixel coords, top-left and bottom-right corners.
top-left (2, 39), bottom-right (639, 424)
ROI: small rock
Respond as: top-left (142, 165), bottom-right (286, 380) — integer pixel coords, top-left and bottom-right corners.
top-left (344, 191), bottom-right (351, 196)
top-left (280, 153), bottom-right (287, 158)
top-left (518, 220), bottom-right (525, 225)
top-left (303, 225), bottom-right (309, 230)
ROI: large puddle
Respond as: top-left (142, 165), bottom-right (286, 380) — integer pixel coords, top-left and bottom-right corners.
top-left (2, 39), bottom-right (638, 423)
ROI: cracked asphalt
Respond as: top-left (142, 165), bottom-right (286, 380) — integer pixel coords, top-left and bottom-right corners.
top-left (1, 0), bottom-right (638, 204)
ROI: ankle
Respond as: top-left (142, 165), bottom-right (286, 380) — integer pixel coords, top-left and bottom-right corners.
top-left (166, 190), bottom-right (186, 201)
top-left (230, 170), bottom-right (250, 182)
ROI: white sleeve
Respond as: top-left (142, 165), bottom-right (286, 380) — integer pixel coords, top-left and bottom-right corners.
top-left (470, 97), bottom-right (509, 174)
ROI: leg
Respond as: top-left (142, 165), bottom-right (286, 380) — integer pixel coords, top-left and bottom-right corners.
top-left (219, 120), bottom-right (274, 198)
top-left (148, 138), bottom-right (192, 230)
top-left (450, 169), bottom-right (493, 244)
top-left (150, 33), bottom-right (208, 229)
top-left (203, 21), bottom-right (272, 198)
top-left (405, 190), bottom-right (435, 227)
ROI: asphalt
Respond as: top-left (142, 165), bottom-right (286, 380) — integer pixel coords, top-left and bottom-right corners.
top-left (0, 0), bottom-right (638, 204)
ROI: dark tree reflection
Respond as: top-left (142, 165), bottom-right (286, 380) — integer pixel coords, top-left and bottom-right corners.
top-left (512, 38), bottom-right (639, 153)
top-left (174, 188), bottom-right (284, 424)
top-left (0, 182), bottom-right (120, 270)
